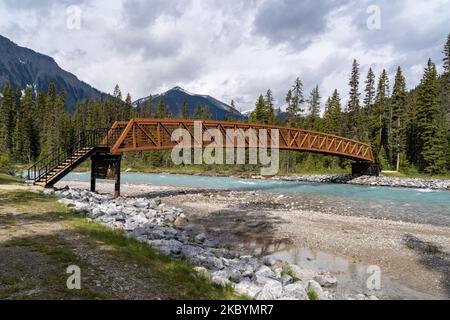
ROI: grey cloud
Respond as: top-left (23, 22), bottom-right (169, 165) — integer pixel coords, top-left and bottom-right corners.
top-left (108, 27), bottom-right (183, 59)
top-left (253, 0), bottom-right (349, 47)
top-left (122, 0), bottom-right (192, 28)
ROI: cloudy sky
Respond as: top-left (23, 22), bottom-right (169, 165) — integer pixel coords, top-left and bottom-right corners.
top-left (0, 0), bottom-right (449, 112)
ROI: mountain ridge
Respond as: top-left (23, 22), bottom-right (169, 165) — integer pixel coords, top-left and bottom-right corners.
top-left (133, 86), bottom-right (245, 120)
top-left (0, 34), bottom-right (107, 112)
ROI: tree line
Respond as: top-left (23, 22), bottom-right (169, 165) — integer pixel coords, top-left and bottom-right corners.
top-left (248, 34), bottom-right (450, 175)
top-left (0, 34), bottom-right (449, 175)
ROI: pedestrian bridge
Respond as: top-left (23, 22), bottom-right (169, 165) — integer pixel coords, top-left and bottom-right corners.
top-left (27, 118), bottom-right (376, 196)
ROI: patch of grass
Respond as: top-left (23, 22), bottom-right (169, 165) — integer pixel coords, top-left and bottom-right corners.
top-left (381, 171), bottom-right (450, 180)
top-left (0, 215), bottom-right (20, 226)
top-left (281, 266), bottom-right (300, 282)
top-left (307, 288), bottom-right (318, 300)
top-left (0, 282), bottom-right (35, 298)
top-left (0, 173), bottom-right (23, 185)
top-left (0, 190), bottom-right (69, 213)
top-left (70, 217), bottom-right (240, 299)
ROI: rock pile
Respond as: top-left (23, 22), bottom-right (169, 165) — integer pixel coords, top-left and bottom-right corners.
top-left (54, 187), bottom-right (376, 300)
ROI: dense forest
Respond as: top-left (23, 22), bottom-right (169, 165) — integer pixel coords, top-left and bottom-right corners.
top-left (0, 34), bottom-right (449, 176)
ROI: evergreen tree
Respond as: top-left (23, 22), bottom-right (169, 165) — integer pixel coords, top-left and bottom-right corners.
top-left (286, 77), bottom-right (305, 127)
top-left (0, 83), bottom-right (14, 155)
top-left (323, 89), bottom-right (342, 135)
top-left (124, 93), bottom-right (134, 120)
top-left (371, 69), bottom-right (390, 162)
top-left (363, 67), bottom-right (376, 116)
top-left (264, 89), bottom-right (275, 124)
top-left (306, 85), bottom-right (321, 130)
top-left (113, 84), bottom-right (123, 121)
top-left (249, 95), bottom-right (267, 124)
top-left (182, 98), bottom-right (189, 118)
top-left (193, 104), bottom-right (212, 120)
top-left (390, 67), bottom-right (407, 171)
top-left (346, 59), bottom-right (362, 139)
top-left (416, 59), bottom-right (447, 174)
top-left (154, 99), bottom-right (169, 118)
top-left (146, 96), bottom-right (153, 118)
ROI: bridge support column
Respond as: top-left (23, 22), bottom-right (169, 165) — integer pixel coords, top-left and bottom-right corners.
top-left (90, 153), bottom-right (122, 198)
top-left (352, 162), bottom-right (380, 177)
top-left (114, 158), bottom-right (121, 198)
top-left (90, 158), bottom-right (96, 192)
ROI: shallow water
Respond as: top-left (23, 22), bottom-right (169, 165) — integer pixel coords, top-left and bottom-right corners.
top-left (63, 172), bottom-right (450, 226)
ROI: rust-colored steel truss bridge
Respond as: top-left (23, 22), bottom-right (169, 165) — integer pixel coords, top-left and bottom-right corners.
top-left (27, 118), bottom-right (377, 197)
top-left (107, 119), bottom-right (374, 161)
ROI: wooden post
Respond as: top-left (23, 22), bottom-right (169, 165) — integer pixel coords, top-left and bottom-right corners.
top-left (114, 156), bottom-right (121, 198)
top-left (90, 157), bottom-right (96, 192)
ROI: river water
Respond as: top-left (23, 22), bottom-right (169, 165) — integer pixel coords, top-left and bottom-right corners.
top-left (62, 172), bottom-right (450, 227)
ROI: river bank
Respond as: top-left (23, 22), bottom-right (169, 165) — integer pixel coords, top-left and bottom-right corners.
top-left (55, 179), bottom-right (450, 299)
top-left (271, 175), bottom-right (450, 191)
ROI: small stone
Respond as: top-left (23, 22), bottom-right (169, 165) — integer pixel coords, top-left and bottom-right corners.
top-left (194, 266), bottom-right (210, 278)
top-left (194, 233), bottom-right (206, 244)
top-left (314, 273), bottom-right (338, 287)
top-left (174, 216), bottom-right (189, 227)
top-left (254, 265), bottom-right (276, 279)
top-left (234, 280), bottom-right (262, 299)
top-left (255, 280), bottom-right (283, 300)
top-left (211, 275), bottom-right (231, 288)
top-left (283, 282), bottom-right (308, 300)
top-left (281, 274), bottom-right (293, 286)
top-left (288, 264), bottom-right (317, 282)
top-left (262, 256), bottom-right (276, 266)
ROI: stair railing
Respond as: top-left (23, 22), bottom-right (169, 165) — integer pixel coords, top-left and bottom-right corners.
top-left (27, 128), bottom-right (120, 183)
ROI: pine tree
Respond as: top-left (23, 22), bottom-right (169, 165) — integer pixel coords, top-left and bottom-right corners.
top-left (182, 98), bottom-right (189, 119)
top-left (286, 78), bottom-right (305, 127)
top-left (249, 95), bottom-right (267, 124)
top-left (124, 93), bottom-right (134, 120)
top-left (264, 89), bottom-right (275, 124)
top-left (0, 83), bottom-right (14, 155)
top-left (390, 67), bottom-right (407, 171)
top-left (193, 104), bottom-right (212, 120)
top-left (13, 88), bottom-right (25, 160)
top-left (21, 87), bottom-right (36, 161)
top-left (306, 85), bottom-right (321, 130)
top-left (371, 69), bottom-right (390, 162)
top-left (416, 59), bottom-right (447, 174)
top-left (363, 68), bottom-right (376, 116)
top-left (346, 59), bottom-right (362, 139)
top-left (113, 84), bottom-right (123, 121)
top-left (143, 96), bottom-right (153, 118)
top-left (285, 78), bottom-right (305, 128)
top-left (323, 89), bottom-right (342, 135)
top-left (154, 99), bottom-right (169, 118)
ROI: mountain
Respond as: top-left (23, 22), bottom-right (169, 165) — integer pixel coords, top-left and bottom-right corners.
top-left (0, 35), bottom-right (106, 112)
top-left (133, 86), bottom-right (245, 121)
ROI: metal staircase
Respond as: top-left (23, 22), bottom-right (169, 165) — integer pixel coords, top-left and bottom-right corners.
top-left (27, 129), bottom-right (112, 188)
